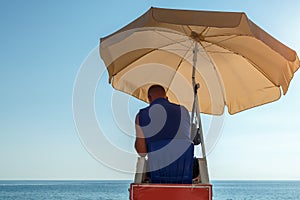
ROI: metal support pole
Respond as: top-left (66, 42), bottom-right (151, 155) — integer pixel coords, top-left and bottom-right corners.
top-left (191, 41), bottom-right (210, 183)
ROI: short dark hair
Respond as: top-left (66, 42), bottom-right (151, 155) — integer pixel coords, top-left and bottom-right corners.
top-left (148, 84), bottom-right (166, 96)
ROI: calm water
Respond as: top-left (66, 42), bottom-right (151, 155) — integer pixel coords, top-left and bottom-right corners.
top-left (0, 180), bottom-right (299, 200)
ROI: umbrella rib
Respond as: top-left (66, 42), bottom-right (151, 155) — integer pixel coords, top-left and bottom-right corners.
top-left (199, 27), bottom-right (209, 36)
top-left (197, 41), bottom-right (227, 106)
top-left (111, 49), bottom-right (153, 77)
top-left (113, 39), bottom-right (192, 77)
top-left (183, 26), bottom-right (191, 40)
top-left (195, 33), bottom-right (279, 88)
top-left (204, 38), bottom-right (279, 87)
top-left (202, 35), bottom-right (238, 49)
top-left (153, 29), bottom-right (192, 49)
top-left (185, 25), bottom-right (209, 36)
top-left (113, 31), bottom-right (195, 77)
top-left (165, 42), bottom-right (194, 95)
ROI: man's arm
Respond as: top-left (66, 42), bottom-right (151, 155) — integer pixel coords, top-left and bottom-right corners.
top-left (135, 114), bottom-right (147, 157)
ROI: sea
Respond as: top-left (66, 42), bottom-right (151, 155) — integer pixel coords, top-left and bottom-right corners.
top-left (0, 180), bottom-right (299, 200)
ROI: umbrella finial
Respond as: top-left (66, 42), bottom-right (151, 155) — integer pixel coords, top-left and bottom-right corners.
top-left (190, 31), bottom-right (205, 42)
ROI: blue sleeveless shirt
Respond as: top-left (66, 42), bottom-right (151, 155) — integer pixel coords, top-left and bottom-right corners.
top-left (138, 98), bottom-right (191, 149)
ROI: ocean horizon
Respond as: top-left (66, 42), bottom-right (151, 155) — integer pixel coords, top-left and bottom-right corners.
top-left (1, 180), bottom-right (300, 200)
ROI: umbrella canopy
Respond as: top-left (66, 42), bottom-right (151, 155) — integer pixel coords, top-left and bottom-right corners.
top-left (100, 7), bottom-right (299, 115)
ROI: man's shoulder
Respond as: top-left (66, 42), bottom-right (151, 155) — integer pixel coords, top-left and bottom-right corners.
top-left (138, 105), bottom-right (150, 114)
top-left (138, 100), bottom-right (188, 113)
top-left (169, 101), bottom-right (188, 111)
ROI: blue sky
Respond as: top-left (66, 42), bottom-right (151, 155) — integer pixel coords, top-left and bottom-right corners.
top-left (0, 0), bottom-right (300, 180)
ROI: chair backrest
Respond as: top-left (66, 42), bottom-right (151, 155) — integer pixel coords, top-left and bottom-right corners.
top-left (147, 139), bottom-right (194, 184)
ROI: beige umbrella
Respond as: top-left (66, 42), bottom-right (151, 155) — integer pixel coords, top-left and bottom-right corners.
top-left (100, 7), bottom-right (299, 115)
top-left (100, 7), bottom-right (299, 183)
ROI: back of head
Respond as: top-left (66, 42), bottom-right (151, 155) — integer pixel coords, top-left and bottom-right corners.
top-left (148, 85), bottom-right (166, 103)
top-left (148, 85), bottom-right (166, 96)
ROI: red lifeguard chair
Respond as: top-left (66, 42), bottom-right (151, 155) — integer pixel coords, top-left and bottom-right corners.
top-left (130, 156), bottom-right (212, 200)
top-left (130, 135), bottom-right (212, 200)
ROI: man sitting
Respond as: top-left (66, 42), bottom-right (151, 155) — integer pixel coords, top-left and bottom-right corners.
top-left (135, 85), bottom-right (194, 183)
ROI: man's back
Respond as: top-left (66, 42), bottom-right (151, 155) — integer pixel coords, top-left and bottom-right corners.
top-left (138, 97), bottom-right (190, 148)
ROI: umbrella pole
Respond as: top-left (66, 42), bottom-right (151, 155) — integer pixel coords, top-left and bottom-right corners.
top-left (191, 41), bottom-right (210, 184)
